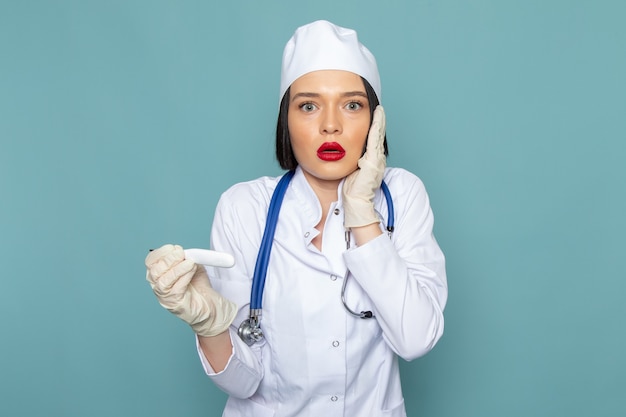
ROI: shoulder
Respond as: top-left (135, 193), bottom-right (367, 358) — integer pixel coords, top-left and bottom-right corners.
top-left (218, 175), bottom-right (281, 211)
top-left (212, 176), bottom-right (281, 233)
top-left (380, 167), bottom-right (434, 220)
top-left (383, 167), bottom-right (427, 195)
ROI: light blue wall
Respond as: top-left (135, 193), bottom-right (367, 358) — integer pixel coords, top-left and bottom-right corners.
top-left (1, 1), bottom-right (625, 416)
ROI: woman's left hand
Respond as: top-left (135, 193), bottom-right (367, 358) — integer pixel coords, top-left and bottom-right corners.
top-left (343, 105), bottom-right (386, 229)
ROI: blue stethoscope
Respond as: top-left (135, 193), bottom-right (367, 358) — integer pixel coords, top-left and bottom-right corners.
top-left (238, 170), bottom-right (395, 346)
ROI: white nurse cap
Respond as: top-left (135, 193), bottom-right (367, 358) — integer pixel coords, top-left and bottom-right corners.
top-left (279, 20), bottom-right (381, 104)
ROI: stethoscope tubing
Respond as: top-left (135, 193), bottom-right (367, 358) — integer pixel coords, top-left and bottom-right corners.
top-left (380, 180), bottom-right (394, 233)
top-left (241, 170), bottom-right (394, 345)
top-left (250, 170), bottom-right (295, 310)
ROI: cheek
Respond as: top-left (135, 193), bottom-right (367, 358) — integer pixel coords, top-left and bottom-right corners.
top-left (286, 124), bottom-right (308, 163)
top-left (355, 122), bottom-right (370, 154)
top-left (287, 114), bottom-right (304, 143)
top-left (287, 116), bottom-right (316, 150)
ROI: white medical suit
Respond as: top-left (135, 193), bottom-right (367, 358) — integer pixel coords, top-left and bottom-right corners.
top-left (197, 166), bottom-right (447, 417)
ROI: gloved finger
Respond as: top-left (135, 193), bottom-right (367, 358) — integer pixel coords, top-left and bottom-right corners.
top-left (365, 105), bottom-right (386, 157)
top-left (184, 248), bottom-right (235, 268)
top-left (150, 258), bottom-right (197, 295)
top-left (145, 244), bottom-right (175, 267)
top-left (357, 157), bottom-right (382, 175)
top-left (145, 244), bottom-right (186, 279)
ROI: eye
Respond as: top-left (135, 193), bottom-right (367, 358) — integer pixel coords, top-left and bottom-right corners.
top-left (346, 101), bottom-right (363, 111)
top-left (299, 102), bottom-right (317, 112)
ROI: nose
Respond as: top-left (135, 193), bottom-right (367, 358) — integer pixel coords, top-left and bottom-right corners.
top-left (320, 107), bottom-right (342, 135)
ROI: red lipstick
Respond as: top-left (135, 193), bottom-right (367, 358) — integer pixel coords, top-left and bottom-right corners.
top-left (317, 142), bottom-right (346, 161)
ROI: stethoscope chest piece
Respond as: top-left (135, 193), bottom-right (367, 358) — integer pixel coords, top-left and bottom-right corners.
top-left (238, 317), bottom-right (263, 346)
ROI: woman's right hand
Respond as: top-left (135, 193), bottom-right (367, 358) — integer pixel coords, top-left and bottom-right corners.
top-left (145, 244), bottom-right (237, 337)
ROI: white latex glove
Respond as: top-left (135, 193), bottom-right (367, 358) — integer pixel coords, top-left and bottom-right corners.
top-left (342, 105), bottom-right (387, 228)
top-left (145, 244), bottom-right (237, 337)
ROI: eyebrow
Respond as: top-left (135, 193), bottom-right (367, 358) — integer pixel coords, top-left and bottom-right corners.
top-left (290, 91), bottom-right (368, 103)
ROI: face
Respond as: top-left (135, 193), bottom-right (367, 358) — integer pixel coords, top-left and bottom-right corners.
top-left (287, 70), bottom-right (371, 188)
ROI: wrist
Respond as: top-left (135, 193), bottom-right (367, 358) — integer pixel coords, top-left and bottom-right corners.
top-left (198, 329), bottom-right (230, 343)
top-left (348, 222), bottom-right (383, 246)
top-left (343, 201), bottom-right (378, 229)
top-left (198, 330), bottom-right (233, 373)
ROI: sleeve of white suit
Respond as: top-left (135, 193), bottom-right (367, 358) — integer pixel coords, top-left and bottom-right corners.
top-left (194, 181), bottom-right (274, 398)
top-left (343, 170), bottom-right (448, 361)
top-left (195, 329), bottom-right (264, 398)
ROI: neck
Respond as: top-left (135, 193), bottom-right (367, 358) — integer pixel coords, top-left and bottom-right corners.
top-left (301, 170), bottom-right (340, 205)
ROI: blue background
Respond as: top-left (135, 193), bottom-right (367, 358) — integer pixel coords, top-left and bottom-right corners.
top-left (1, 1), bottom-right (625, 416)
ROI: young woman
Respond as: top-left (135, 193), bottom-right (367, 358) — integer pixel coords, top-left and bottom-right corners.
top-left (146, 20), bottom-right (447, 417)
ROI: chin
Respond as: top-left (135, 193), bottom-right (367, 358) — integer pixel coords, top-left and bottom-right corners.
top-left (307, 167), bottom-right (357, 182)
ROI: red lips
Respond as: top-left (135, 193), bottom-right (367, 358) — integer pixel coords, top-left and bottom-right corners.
top-left (317, 142), bottom-right (346, 161)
